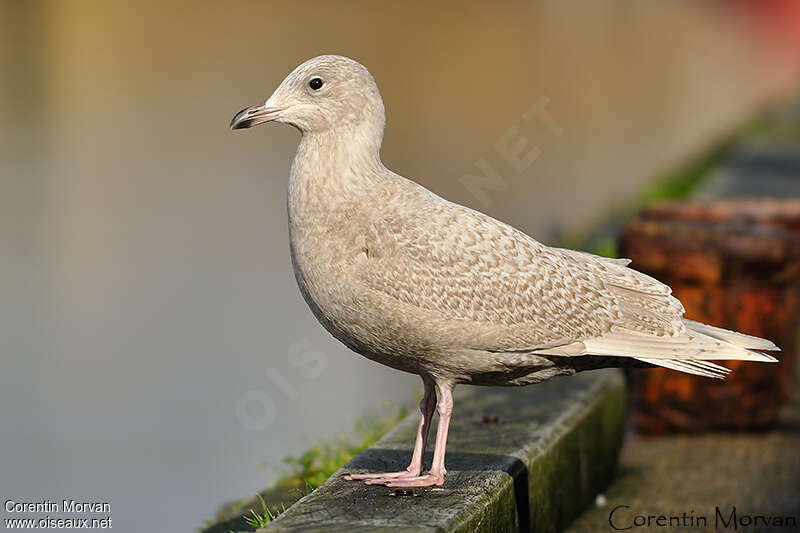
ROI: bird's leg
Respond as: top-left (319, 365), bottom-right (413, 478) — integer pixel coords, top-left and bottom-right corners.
top-left (344, 377), bottom-right (436, 483)
top-left (378, 382), bottom-right (454, 488)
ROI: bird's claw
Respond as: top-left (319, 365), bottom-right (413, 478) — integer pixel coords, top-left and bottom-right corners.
top-left (345, 471), bottom-right (445, 487)
top-left (344, 470), bottom-right (419, 483)
top-left (382, 473), bottom-right (445, 488)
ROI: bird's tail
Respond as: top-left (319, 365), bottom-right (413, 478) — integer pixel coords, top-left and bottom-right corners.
top-left (636, 319), bottom-right (779, 379)
top-left (574, 319), bottom-right (780, 379)
top-left (681, 319), bottom-right (779, 352)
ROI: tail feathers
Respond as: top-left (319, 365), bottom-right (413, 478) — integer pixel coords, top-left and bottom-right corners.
top-left (529, 319), bottom-right (780, 378)
top-left (683, 319), bottom-right (780, 352)
top-left (573, 320), bottom-right (780, 379)
top-left (583, 328), bottom-right (777, 362)
top-left (636, 357), bottom-right (732, 379)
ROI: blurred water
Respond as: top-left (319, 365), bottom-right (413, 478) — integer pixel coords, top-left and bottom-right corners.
top-left (1, 1), bottom-right (799, 531)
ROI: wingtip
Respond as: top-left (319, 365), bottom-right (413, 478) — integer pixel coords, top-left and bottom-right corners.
top-left (746, 349), bottom-right (779, 362)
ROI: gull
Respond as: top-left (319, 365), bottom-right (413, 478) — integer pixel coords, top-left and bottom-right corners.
top-left (230, 55), bottom-right (779, 488)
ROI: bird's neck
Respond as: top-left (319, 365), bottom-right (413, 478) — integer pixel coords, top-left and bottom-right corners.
top-left (295, 121), bottom-right (384, 175)
top-left (288, 123), bottom-right (386, 221)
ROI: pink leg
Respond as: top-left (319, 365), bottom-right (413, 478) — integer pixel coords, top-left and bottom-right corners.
top-left (380, 382), bottom-right (454, 488)
top-left (344, 378), bottom-right (436, 483)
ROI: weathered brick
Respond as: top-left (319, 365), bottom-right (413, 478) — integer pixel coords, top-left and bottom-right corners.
top-left (620, 199), bottom-right (800, 433)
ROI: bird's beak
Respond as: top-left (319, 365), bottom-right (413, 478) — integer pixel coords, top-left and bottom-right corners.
top-left (230, 104), bottom-right (285, 130)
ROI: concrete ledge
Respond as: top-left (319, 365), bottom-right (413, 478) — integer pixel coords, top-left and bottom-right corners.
top-left (257, 369), bottom-right (626, 533)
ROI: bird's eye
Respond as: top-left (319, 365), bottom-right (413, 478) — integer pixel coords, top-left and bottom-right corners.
top-left (309, 77), bottom-right (324, 90)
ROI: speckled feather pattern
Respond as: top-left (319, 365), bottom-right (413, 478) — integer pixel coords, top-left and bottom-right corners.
top-left (259, 56), bottom-right (778, 386)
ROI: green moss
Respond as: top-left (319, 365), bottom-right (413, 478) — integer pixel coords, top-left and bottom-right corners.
top-left (200, 405), bottom-right (409, 533)
top-left (588, 235), bottom-right (618, 260)
top-left (278, 404), bottom-right (408, 490)
top-left (637, 144), bottom-right (728, 206)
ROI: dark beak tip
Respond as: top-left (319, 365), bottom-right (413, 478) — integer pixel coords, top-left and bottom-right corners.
top-left (230, 104), bottom-right (282, 131)
top-left (230, 108), bottom-right (250, 130)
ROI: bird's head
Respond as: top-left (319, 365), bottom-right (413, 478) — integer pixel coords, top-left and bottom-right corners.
top-left (230, 55), bottom-right (385, 136)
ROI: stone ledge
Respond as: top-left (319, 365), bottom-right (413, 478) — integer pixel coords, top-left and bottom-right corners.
top-left (257, 369), bottom-right (626, 533)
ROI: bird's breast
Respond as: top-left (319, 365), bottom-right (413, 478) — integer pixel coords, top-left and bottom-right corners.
top-left (288, 193), bottom-right (372, 325)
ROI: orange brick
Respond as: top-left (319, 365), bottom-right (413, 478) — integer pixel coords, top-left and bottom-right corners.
top-left (620, 200), bottom-right (800, 433)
